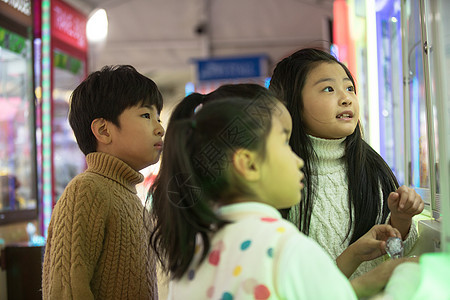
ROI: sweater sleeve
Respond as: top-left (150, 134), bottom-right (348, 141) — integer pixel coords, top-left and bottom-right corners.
top-left (385, 213), bottom-right (419, 255)
top-left (42, 176), bottom-right (111, 300)
top-left (351, 202), bottom-right (420, 279)
top-left (275, 234), bottom-right (357, 300)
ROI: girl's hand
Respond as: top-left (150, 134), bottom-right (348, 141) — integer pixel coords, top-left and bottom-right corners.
top-left (352, 224), bottom-right (401, 262)
top-left (350, 256), bottom-right (420, 298)
top-left (388, 186), bottom-right (424, 222)
top-left (336, 224), bottom-right (400, 278)
top-left (388, 186), bottom-right (424, 239)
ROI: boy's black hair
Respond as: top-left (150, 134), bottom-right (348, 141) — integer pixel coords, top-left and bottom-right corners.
top-left (269, 48), bottom-right (398, 244)
top-left (68, 65), bottom-right (163, 155)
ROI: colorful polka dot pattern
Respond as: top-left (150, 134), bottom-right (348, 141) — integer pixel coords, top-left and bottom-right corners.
top-left (206, 286), bottom-right (214, 298)
top-left (243, 278), bottom-right (258, 293)
top-left (254, 284), bottom-right (271, 299)
top-left (261, 217), bottom-right (278, 222)
top-left (276, 227), bottom-right (286, 233)
top-left (188, 269), bottom-right (195, 280)
top-left (197, 216), bottom-right (289, 299)
top-left (233, 265), bottom-right (242, 276)
top-left (209, 249), bottom-right (220, 266)
top-left (240, 240), bottom-right (251, 250)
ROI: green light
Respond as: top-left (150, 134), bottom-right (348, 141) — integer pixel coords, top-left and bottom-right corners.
top-left (413, 253), bottom-right (450, 299)
top-left (42, 0), bottom-right (52, 238)
top-left (385, 252), bottom-right (450, 299)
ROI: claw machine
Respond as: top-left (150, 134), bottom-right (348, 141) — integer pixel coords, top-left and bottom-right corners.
top-left (0, 0), bottom-right (38, 224)
top-left (35, 0), bottom-right (88, 236)
top-left (0, 1), bottom-right (42, 299)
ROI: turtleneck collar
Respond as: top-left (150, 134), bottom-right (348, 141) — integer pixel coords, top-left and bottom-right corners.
top-left (85, 152), bottom-right (144, 194)
top-left (218, 202), bottom-right (281, 222)
top-left (308, 135), bottom-right (346, 175)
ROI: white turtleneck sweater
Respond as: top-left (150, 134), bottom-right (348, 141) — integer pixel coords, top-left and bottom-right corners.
top-left (288, 135), bottom-right (418, 279)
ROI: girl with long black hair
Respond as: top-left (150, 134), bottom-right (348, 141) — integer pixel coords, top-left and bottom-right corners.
top-left (269, 48), bottom-right (424, 279)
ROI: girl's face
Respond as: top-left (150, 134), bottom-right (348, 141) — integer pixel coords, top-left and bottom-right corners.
top-left (301, 62), bottom-right (359, 139)
top-left (257, 102), bottom-right (304, 209)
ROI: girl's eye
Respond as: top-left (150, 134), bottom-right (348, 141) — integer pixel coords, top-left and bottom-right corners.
top-left (347, 86), bottom-right (355, 92)
top-left (141, 113), bottom-right (151, 119)
top-left (323, 86), bottom-right (334, 92)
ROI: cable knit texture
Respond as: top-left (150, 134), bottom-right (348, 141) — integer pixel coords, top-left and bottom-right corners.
top-left (42, 152), bottom-right (158, 299)
top-left (288, 135), bottom-right (418, 279)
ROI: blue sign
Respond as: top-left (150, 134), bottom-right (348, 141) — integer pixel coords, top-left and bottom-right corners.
top-left (194, 55), bottom-right (268, 82)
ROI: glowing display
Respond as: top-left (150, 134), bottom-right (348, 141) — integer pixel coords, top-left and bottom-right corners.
top-left (41, 0), bottom-right (52, 238)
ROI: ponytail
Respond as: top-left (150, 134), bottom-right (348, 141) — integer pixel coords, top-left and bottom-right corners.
top-left (149, 117), bottom-right (227, 279)
top-left (149, 93), bottom-right (277, 279)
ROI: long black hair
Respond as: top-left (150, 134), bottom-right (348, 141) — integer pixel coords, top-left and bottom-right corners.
top-left (148, 85), bottom-right (280, 278)
top-left (269, 48), bottom-right (398, 244)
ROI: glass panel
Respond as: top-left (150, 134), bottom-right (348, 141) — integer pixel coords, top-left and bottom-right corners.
top-left (0, 26), bottom-right (36, 215)
top-left (404, 0), bottom-right (431, 197)
top-left (404, 0), bottom-right (442, 214)
top-left (436, 0), bottom-right (450, 252)
top-left (375, 0), bottom-right (405, 184)
top-left (425, 0), bottom-right (449, 216)
top-left (52, 49), bottom-right (85, 202)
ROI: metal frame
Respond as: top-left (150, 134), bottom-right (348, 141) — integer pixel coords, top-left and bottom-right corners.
top-left (418, 0), bottom-right (438, 219)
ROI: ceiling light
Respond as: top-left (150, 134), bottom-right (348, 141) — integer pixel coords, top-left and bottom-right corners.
top-left (86, 8), bottom-right (108, 43)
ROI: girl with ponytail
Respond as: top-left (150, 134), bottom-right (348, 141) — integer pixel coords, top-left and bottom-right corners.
top-left (148, 84), bottom-right (413, 299)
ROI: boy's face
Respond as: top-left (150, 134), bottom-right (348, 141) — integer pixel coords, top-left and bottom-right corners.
top-left (108, 104), bottom-right (164, 171)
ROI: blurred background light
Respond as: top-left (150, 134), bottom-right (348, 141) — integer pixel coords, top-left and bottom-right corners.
top-left (86, 8), bottom-right (108, 43)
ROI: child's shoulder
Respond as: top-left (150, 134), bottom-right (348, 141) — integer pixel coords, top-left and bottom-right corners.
top-left (54, 170), bottom-right (117, 216)
top-left (211, 216), bottom-right (306, 264)
top-left (233, 216), bottom-right (325, 256)
top-left (230, 215), bottom-right (300, 240)
top-left (69, 168), bottom-right (108, 183)
top-left (62, 170), bottom-right (113, 198)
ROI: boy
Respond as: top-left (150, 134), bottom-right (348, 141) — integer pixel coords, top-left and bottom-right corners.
top-left (42, 65), bottom-right (164, 299)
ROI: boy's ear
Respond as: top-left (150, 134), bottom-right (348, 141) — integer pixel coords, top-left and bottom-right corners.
top-left (232, 149), bottom-right (260, 181)
top-left (91, 118), bottom-right (112, 144)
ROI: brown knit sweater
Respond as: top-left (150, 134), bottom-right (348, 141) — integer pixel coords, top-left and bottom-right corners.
top-left (42, 152), bottom-right (158, 299)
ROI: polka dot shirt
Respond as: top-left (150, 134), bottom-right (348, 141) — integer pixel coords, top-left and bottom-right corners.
top-left (168, 202), bottom-right (356, 300)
